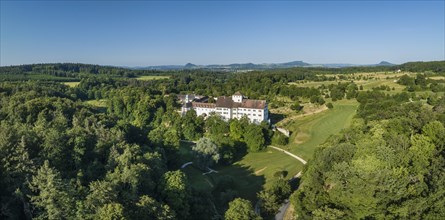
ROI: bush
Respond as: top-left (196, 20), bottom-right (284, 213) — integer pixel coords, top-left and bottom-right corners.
top-left (326, 103), bottom-right (334, 109)
top-left (290, 102), bottom-right (303, 112)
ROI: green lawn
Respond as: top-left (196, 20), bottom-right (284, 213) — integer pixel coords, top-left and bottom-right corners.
top-left (221, 150), bottom-right (303, 199)
top-left (135, 75), bottom-right (170, 81)
top-left (178, 142), bottom-right (303, 202)
top-left (359, 78), bottom-right (406, 94)
top-left (279, 99), bottom-right (359, 160)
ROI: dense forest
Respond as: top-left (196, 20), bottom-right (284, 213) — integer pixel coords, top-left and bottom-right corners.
top-left (0, 61), bottom-right (444, 219)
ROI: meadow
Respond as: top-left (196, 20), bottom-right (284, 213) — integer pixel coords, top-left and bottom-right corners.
top-left (62, 81), bottom-right (80, 87)
top-left (135, 75), bottom-right (170, 80)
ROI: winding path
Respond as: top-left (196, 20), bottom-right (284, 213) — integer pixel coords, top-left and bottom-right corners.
top-left (268, 146), bottom-right (307, 165)
top-left (268, 146), bottom-right (306, 220)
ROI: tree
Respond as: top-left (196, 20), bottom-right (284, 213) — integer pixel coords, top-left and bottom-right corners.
top-left (290, 101), bottom-right (303, 112)
top-left (415, 74), bottom-right (427, 88)
top-left (133, 195), bottom-right (175, 220)
top-left (225, 198), bottom-right (261, 220)
top-left (29, 161), bottom-right (75, 220)
top-left (205, 114), bottom-right (230, 144)
top-left (182, 109), bottom-right (203, 141)
top-left (244, 124), bottom-right (265, 152)
top-left (96, 203), bottom-right (126, 220)
top-left (159, 170), bottom-right (191, 218)
top-left (258, 179), bottom-right (291, 217)
top-left (229, 118), bottom-right (248, 141)
top-left (192, 138), bottom-right (221, 170)
top-left (271, 132), bottom-right (288, 146)
top-left (326, 102), bottom-right (334, 109)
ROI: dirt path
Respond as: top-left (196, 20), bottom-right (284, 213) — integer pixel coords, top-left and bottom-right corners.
top-left (181, 162), bottom-right (193, 169)
top-left (255, 167), bottom-right (268, 175)
top-left (268, 146), bottom-right (307, 165)
top-left (267, 146), bottom-right (306, 220)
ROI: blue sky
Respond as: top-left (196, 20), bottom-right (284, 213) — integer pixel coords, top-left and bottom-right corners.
top-left (1, 1), bottom-right (444, 66)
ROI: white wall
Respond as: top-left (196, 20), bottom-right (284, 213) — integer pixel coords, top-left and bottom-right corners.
top-left (190, 106), bottom-right (269, 124)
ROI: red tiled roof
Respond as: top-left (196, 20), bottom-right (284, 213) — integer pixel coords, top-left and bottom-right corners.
top-left (214, 96), bottom-right (266, 109)
top-left (192, 102), bottom-right (216, 108)
top-left (241, 99), bottom-right (266, 109)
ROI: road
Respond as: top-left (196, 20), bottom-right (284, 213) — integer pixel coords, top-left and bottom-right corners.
top-left (268, 146), bottom-right (306, 220)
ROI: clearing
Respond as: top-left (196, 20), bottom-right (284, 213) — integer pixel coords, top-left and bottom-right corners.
top-left (63, 81), bottom-right (80, 87)
top-left (135, 75), bottom-right (170, 81)
top-left (84, 99), bottom-right (107, 108)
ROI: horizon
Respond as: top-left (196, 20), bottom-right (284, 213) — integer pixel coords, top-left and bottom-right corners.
top-left (1, 1), bottom-right (444, 66)
top-left (4, 59), bottom-right (445, 68)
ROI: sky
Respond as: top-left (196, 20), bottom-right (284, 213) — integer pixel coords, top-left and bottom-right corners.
top-left (1, 1), bottom-right (444, 66)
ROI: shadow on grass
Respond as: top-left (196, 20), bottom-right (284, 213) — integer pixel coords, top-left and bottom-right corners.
top-left (289, 177), bottom-right (301, 191)
top-left (215, 164), bottom-right (265, 209)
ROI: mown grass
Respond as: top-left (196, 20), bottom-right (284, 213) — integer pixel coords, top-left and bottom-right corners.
top-left (135, 75), bottom-right (170, 81)
top-left (278, 99), bottom-right (359, 160)
top-left (178, 141), bottom-right (303, 202)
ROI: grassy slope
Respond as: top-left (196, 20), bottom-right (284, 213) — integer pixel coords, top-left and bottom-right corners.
top-left (279, 99), bottom-right (359, 160)
top-left (221, 150), bottom-right (304, 199)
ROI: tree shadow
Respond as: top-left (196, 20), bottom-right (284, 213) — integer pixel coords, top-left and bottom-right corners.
top-left (270, 112), bottom-right (286, 124)
top-left (212, 164), bottom-right (265, 213)
top-left (289, 176), bottom-right (301, 191)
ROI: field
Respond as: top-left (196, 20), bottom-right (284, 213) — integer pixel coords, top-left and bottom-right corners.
top-left (291, 72), bottom-right (414, 95)
top-left (135, 75), bottom-right (170, 80)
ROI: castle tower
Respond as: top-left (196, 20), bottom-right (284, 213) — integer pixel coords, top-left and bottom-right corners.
top-left (232, 91), bottom-right (243, 103)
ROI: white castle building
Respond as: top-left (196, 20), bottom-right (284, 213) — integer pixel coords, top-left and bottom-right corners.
top-left (181, 92), bottom-right (269, 124)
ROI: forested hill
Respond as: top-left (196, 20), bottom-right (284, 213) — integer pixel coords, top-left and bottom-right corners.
top-left (398, 60), bottom-right (445, 73)
top-left (1, 61), bottom-right (444, 77)
top-left (0, 63), bottom-right (161, 78)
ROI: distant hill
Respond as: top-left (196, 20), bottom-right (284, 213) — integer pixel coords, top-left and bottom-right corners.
top-left (131, 60), bottom-right (403, 70)
top-left (375, 61), bottom-right (396, 66)
top-left (2, 60), bottom-right (443, 74)
top-left (184, 63), bottom-right (198, 68)
top-left (135, 60), bottom-right (312, 70)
